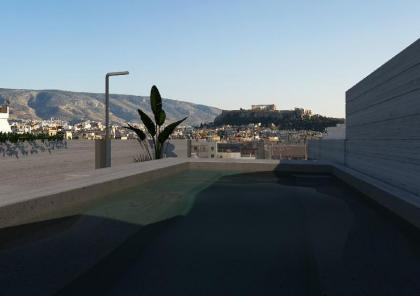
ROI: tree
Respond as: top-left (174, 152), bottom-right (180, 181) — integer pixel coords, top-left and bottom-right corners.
top-left (125, 85), bottom-right (187, 160)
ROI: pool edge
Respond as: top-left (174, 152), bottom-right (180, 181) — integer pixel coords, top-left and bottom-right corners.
top-left (1, 158), bottom-right (419, 230)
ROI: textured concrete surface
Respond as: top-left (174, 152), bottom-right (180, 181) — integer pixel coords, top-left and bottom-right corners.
top-left (346, 38), bottom-right (420, 197)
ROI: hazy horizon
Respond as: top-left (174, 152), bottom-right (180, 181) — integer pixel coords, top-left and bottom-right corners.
top-left (0, 86), bottom-right (344, 116)
top-left (2, 0), bottom-right (420, 117)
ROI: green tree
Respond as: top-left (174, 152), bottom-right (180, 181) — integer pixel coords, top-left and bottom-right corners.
top-left (125, 85), bottom-right (187, 160)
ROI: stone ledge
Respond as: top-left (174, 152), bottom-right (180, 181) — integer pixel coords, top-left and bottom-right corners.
top-left (332, 164), bottom-right (420, 229)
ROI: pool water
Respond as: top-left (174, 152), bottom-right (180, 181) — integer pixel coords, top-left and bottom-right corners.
top-left (81, 169), bottom-right (241, 226)
top-left (1, 170), bottom-right (420, 295)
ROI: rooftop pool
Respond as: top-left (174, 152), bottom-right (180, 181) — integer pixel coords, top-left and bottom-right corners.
top-left (1, 168), bottom-right (420, 295)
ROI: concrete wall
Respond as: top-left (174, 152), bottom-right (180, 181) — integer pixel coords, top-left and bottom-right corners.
top-left (307, 39), bottom-right (420, 197)
top-left (346, 39), bottom-right (420, 196)
top-left (307, 140), bottom-right (345, 165)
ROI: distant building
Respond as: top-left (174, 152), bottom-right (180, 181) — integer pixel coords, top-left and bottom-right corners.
top-left (251, 104), bottom-right (276, 111)
top-left (191, 140), bottom-right (217, 158)
top-left (0, 105), bottom-right (12, 133)
top-left (48, 127), bottom-right (58, 136)
top-left (64, 131), bottom-right (73, 140)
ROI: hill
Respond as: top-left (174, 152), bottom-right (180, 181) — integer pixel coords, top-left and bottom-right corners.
top-left (212, 109), bottom-right (344, 131)
top-left (0, 88), bottom-right (221, 126)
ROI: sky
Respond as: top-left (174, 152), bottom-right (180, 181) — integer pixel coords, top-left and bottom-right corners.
top-left (1, 0), bottom-right (420, 117)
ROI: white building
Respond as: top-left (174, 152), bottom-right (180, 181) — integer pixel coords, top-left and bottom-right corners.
top-left (0, 105), bottom-right (11, 133)
top-left (64, 131), bottom-right (73, 140)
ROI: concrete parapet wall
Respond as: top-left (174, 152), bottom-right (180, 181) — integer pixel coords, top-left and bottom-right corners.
top-left (346, 38), bottom-right (420, 197)
top-left (310, 39), bottom-right (420, 197)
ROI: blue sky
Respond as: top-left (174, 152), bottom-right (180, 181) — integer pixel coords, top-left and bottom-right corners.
top-left (1, 0), bottom-right (420, 117)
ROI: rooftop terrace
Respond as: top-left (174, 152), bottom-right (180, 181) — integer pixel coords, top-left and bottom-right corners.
top-left (1, 36), bottom-right (420, 296)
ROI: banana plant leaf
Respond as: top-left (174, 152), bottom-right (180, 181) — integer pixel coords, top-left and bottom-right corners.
top-left (150, 85), bottom-right (163, 122)
top-left (158, 117), bottom-right (187, 144)
top-left (156, 109), bottom-right (166, 126)
top-left (124, 124), bottom-right (146, 141)
top-left (137, 109), bottom-right (156, 137)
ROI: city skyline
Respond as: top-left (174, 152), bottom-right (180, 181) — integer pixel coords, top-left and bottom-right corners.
top-left (2, 0), bottom-right (420, 117)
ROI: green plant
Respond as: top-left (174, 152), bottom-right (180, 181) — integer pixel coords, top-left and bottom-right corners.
top-left (125, 85), bottom-right (187, 160)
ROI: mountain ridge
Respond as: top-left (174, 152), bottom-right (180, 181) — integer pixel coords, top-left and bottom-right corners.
top-left (0, 88), bottom-right (222, 126)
